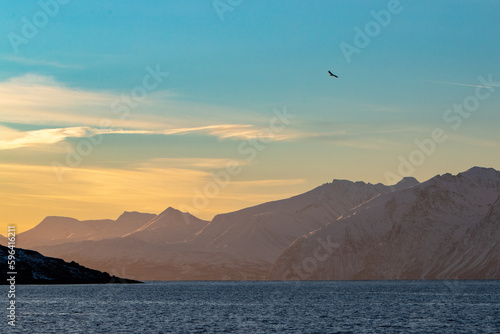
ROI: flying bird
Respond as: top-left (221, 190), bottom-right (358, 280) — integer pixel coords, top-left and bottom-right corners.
top-left (328, 71), bottom-right (338, 78)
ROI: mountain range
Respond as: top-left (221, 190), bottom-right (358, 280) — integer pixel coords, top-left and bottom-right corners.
top-left (269, 167), bottom-right (500, 280)
top-left (2, 166), bottom-right (499, 281)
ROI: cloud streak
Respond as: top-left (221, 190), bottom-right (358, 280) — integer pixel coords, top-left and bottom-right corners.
top-left (0, 122), bottom-right (418, 151)
top-left (0, 74), bottom-right (297, 132)
top-left (139, 158), bottom-right (250, 169)
top-left (433, 80), bottom-right (500, 89)
top-left (0, 74), bottom-right (421, 153)
top-left (0, 55), bottom-right (84, 69)
top-left (0, 124), bottom-right (300, 150)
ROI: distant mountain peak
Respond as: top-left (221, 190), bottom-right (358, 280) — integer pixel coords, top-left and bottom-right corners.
top-left (423, 166), bottom-right (500, 188)
top-left (137, 207), bottom-right (207, 230)
top-left (164, 206), bottom-right (180, 213)
top-left (330, 177), bottom-right (418, 193)
top-left (395, 176), bottom-right (419, 189)
top-left (331, 178), bottom-right (353, 184)
top-left (121, 211), bottom-right (144, 215)
top-left (157, 206), bottom-right (188, 218)
top-left (330, 179), bottom-right (371, 189)
top-left (39, 216), bottom-right (79, 225)
top-left (116, 211), bottom-right (155, 220)
top-left (462, 166), bottom-right (499, 177)
top-left (42, 215), bottom-right (77, 221)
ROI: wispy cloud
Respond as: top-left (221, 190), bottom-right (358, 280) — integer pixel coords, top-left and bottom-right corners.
top-left (0, 74), bottom-right (119, 126)
top-left (0, 74), bottom-right (184, 128)
top-left (0, 126), bottom-right (95, 150)
top-left (0, 74), bottom-right (294, 132)
top-left (140, 158), bottom-right (250, 169)
top-left (433, 80), bottom-right (500, 89)
top-left (0, 124), bottom-right (300, 151)
top-left (0, 55), bottom-right (84, 69)
top-left (0, 74), bottom-right (407, 152)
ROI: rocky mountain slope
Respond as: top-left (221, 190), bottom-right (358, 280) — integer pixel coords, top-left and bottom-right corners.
top-left (191, 177), bottom-right (418, 263)
top-left (268, 167), bottom-right (500, 280)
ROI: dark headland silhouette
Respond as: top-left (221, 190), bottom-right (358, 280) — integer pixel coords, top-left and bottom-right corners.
top-left (0, 244), bottom-right (141, 284)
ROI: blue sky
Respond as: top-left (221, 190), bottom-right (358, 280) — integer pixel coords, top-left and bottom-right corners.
top-left (1, 0), bottom-right (499, 230)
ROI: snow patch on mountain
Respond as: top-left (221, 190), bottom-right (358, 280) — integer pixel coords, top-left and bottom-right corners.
top-left (268, 167), bottom-right (500, 280)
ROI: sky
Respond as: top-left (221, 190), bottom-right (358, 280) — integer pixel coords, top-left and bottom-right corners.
top-left (1, 0), bottom-right (499, 232)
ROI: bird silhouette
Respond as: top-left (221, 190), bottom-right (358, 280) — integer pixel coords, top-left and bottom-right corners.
top-left (328, 71), bottom-right (338, 78)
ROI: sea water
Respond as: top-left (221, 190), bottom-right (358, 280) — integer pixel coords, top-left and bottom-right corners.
top-left (6, 280), bottom-right (500, 333)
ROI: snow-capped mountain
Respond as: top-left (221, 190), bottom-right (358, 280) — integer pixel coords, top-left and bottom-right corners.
top-left (268, 167), bottom-right (500, 280)
top-left (191, 177), bottom-right (418, 263)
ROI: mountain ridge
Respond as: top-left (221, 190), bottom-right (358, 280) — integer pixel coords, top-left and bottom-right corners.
top-left (3, 167), bottom-right (498, 281)
top-left (268, 167), bottom-right (500, 280)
